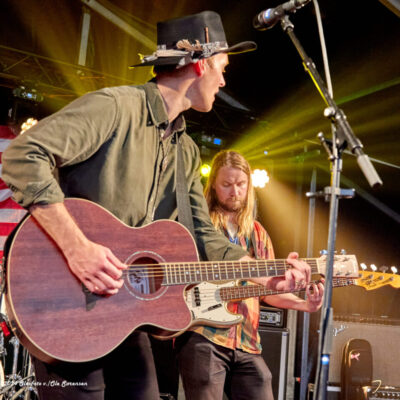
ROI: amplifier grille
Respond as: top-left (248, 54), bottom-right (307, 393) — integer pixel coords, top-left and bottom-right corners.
top-left (329, 319), bottom-right (400, 386)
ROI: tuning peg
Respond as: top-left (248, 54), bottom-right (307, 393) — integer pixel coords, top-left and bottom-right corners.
top-left (379, 266), bottom-right (388, 273)
top-left (370, 264), bottom-right (377, 272)
top-left (340, 249), bottom-right (347, 255)
top-left (391, 266), bottom-right (398, 274)
top-left (360, 263), bottom-right (367, 271)
top-left (320, 250), bottom-right (327, 255)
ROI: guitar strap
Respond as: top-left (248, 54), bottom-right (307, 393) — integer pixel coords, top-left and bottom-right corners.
top-left (176, 138), bottom-right (196, 239)
top-left (138, 83), bottom-right (195, 238)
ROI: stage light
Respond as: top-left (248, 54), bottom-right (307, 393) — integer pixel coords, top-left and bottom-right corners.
top-left (200, 164), bottom-right (211, 177)
top-left (321, 355), bottom-right (330, 365)
top-left (200, 134), bottom-right (223, 147)
top-left (20, 118), bottom-right (38, 134)
top-left (251, 169), bottom-right (270, 188)
top-left (13, 86), bottom-right (44, 102)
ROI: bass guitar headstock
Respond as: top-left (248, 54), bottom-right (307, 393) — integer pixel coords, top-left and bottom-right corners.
top-left (356, 264), bottom-right (400, 291)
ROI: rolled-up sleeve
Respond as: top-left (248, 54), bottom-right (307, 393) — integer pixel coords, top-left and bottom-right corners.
top-left (2, 90), bottom-right (118, 208)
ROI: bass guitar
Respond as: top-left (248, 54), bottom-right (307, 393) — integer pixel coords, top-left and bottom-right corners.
top-left (182, 269), bottom-right (400, 331)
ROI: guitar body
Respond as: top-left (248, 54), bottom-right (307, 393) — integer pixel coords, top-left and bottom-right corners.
top-left (151, 281), bottom-right (244, 340)
top-left (185, 281), bottom-right (243, 327)
top-left (5, 198), bottom-right (197, 363)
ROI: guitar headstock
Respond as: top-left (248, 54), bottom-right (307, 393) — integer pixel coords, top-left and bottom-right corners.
top-left (316, 254), bottom-right (359, 277)
top-left (356, 265), bottom-right (400, 291)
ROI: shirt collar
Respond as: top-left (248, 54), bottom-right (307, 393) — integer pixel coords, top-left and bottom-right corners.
top-left (141, 80), bottom-right (186, 135)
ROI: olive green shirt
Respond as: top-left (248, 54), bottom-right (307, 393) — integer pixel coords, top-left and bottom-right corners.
top-left (2, 81), bottom-right (246, 261)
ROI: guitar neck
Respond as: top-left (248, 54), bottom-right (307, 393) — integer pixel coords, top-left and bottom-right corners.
top-left (162, 258), bottom-right (321, 285)
top-left (218, 269), bottom-right (400, 301)
top-left (219, 277), bottom-right (356, 302)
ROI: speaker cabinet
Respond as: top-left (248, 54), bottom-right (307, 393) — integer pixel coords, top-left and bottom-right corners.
top-left (329, 319), bottom-right (400, 386)
top-left (259, 327), bottom-right (289, 400)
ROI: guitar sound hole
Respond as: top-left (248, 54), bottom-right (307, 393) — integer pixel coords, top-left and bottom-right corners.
top-left (126, 256), bottom-right (164, 296)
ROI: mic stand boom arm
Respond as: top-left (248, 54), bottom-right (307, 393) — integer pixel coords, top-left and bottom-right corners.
top-left (280, 15), bottom-right (382, 188)
top-left (276, 14), bottom-right (383, 400)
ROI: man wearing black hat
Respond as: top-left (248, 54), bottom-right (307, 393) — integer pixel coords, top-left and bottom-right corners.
top-left (2, 10), bottom-right (311, 400)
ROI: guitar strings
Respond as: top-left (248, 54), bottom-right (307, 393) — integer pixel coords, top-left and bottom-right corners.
top-left (122, 258), bottom-right (319, 268)
top-left (186, 279), bottom-right (354, 298)
top-left (191, 277), bottom-right (396, 305)
top-left (120, 265), bottom-right (292, 279)
top-left (183, 279), bottom-right (356, 305)
top-left (185, 275), bottom-right (391, 303)
top-left (120, 259), bottom-right (320, 272)
top-left (118, 259), bottom-right (322, 280)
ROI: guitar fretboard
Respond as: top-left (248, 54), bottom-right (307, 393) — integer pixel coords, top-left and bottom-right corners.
top-left (160, 258), bottom-right (320, 285)
top-left (219, 277), bottom-right (356, 301)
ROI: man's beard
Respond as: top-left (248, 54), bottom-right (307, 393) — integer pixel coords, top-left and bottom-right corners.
top-left (217, 197), bottom-right (245, 213)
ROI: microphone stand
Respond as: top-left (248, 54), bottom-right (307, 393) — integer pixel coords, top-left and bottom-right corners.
top-left (276, 14), bottom-right (383, 400)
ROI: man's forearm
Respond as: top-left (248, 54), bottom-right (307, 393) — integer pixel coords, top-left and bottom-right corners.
top-left (262, 293), bottom-right (307, 311)
top-left (262, 281), bottom-right (324, 313)
top-left (28, 202), bottom-right (126, 295)
top-left (29, 202), bottom-right (89, 257)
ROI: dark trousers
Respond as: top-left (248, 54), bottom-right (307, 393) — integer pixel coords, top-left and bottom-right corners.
top-left (33, 331), bottom-right (160, 400)
top-left (176, 332), bottom-right (274, 400)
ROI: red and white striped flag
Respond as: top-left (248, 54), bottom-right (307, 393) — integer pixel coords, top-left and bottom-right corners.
top-left (0, 126), bottom-right (27, 261)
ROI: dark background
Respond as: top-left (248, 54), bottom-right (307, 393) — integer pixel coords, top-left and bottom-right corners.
top-left (1, 0), bottom-right (399, 319)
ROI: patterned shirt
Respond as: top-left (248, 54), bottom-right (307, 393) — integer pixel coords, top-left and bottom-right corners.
top-left (192, 220), bottom-right (275, 354)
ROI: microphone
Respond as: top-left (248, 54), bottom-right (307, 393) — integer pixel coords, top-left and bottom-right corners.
top-left (253, 0), bottom-right (311, 30)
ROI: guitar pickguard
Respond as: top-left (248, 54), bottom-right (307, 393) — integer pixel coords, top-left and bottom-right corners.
top-left (185, 281), bottom-right (243, 328)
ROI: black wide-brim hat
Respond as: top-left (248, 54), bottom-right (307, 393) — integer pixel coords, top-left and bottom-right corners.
top-left (130, 11), bottom-right (257, 68)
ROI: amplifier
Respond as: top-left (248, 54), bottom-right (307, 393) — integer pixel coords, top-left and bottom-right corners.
top-left (259, 306), bottom-right (286, 328)
top-left (329, 317), bottom-right (400, 386)
top-left (259, 327), bottom-right (289, 400)
top-left (366, 386), bottom-right (400, 399)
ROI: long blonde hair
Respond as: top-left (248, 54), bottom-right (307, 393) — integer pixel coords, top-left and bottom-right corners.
top-left (204, 150), bottom-right (256, 238)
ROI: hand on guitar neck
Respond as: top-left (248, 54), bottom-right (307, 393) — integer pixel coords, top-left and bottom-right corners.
top-left (241, 252), bottom-right (311, 292)
top-left (263, 279), bottom-right (324, 313)
top-left (29, 202), bottom-right (127, 295)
